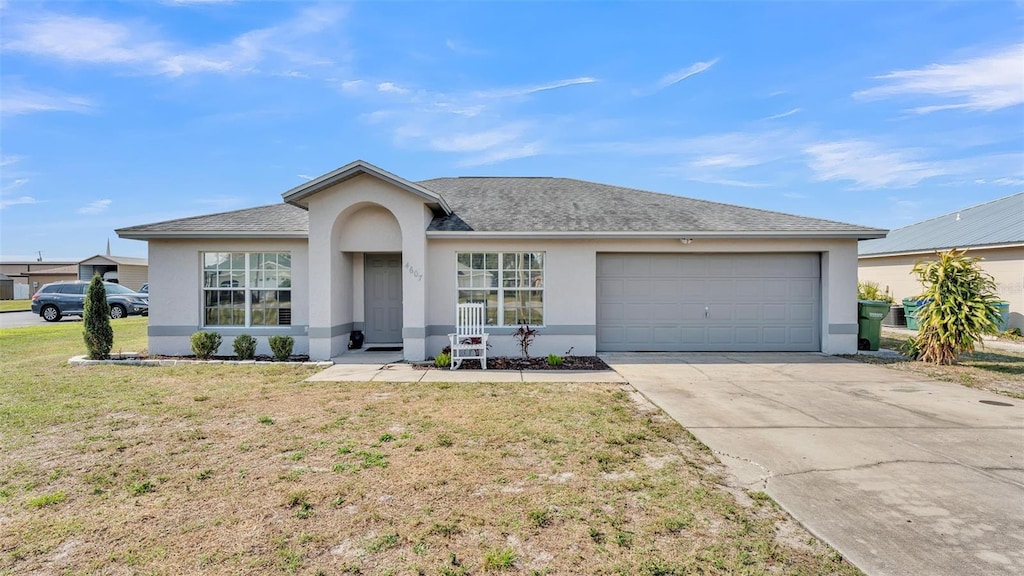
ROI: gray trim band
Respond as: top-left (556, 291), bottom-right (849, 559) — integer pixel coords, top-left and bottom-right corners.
top-left (308, 323), bottom-right (352, 338)
top-left (828, 323), bottom-right (858, 335)
top-left (425, 325), bottom-right (596, 337)
top-left (403, 327), bottom-right (426, 339)
top-left (150, 325), bottom-right (308, 337)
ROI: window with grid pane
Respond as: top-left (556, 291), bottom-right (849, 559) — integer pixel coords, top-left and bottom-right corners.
top-left (456, 252), bottom-right (543, 326)
top-left (202, 252), bottom-right (291, 326)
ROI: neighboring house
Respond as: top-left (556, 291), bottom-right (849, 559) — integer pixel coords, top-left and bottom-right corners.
top-left (0, 260), bottom-right (78, 295)
top-left (24, 265), bottom-right (80, 297)
top-left (858, 192), bottom-right (1024, 330)
top-left (117, 160), bottom-right (886, 361)
top-left (78, 254), bottom-right (149, 292)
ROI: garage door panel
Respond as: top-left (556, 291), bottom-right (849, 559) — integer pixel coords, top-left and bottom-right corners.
top-left (789, 326), bottom-right (815, 345)
top-left (681, 327), bottom-right (705, 343)
top-left (734, 303), bottom-right (761, 321)
top-left (652, 302), bottom-right (681, 322)
top-left (790, 278), bottom-right (817, 298)
top-left (597, 253), bottom-right (820, 352)
top-left (652, 279), bottom-right (679, 298)
top-left (598, 302), bottom-right (624, 323)
top-left (763, 326), bottom-right (788, 345)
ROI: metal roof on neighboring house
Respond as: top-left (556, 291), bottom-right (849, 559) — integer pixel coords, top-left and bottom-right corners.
top-left (79, 254), bottom-right (150, 266)
top-left (859, 192), bottom-right (1024, 256)
top-left (117, 167), bottom-right (886, 239)
top-left (24, 264), bottom-right (79, 275)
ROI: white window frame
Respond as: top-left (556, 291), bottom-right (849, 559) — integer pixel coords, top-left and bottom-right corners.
top-left (455, 252), bottom-right (545, 327)
top-left (201, 252), bottom-right (292, 328)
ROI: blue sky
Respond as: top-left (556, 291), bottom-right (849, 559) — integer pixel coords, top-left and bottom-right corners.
top-left (1, 0), bottom-right (1022, 260)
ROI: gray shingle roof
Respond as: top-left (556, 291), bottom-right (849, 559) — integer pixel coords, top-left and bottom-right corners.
top-left (859, 192), bottom-right (1024, 256)
top-left (116, 204), bottom-right (309, 237)
top-left (117, 176), bottom-right (885, 239)
top-left (420, 177), bottom-right (882, 234)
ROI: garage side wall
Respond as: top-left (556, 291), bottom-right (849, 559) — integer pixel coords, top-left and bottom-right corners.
top-left (426, 237), bottom-right (860, 358)
top-left (146, 238), bottom-right (309, 356)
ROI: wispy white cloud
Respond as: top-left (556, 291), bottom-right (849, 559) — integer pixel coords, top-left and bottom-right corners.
top-left (474, 77), bottom-right (597, 99)
top-left (377, 82), bottom-right (409, 95)
top-left (341, 75), bottom-right (596, 165)
top-left (976, 177), bottom-right (1024, 186)
top-left (2, 6), bottom-right (349, 77)
top-left (764, 107), bottom-right (802, 120)
top-left (655, 58), bottom-right (719, 90)
top-left (78, 199), bottom-right (112, 215)
top-left (445, 38), bottom-right (487, 56)
top-left (0, 154), bottom-right (26, 167)
top-left (804, 140), bottom-right (949, 188)
top-left (297, 174), bottom-right (315, 181)
top-left (0, 177), bottom-right (37, 209)
top-left (854, 43), bottom-right (1024, 113)
top-left (0, 83), bottom-right (94, 116)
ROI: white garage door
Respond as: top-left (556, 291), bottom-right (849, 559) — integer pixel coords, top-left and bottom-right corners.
top-left (597, 253), bottom-right (821, 352)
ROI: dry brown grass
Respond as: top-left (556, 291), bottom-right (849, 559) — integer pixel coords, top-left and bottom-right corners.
top-left (1, 319), bottom-right (862, 575)
top-left (852, 332), bottom-right (1024, 399)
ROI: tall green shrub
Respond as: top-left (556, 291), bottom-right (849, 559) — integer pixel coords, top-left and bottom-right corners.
top-left (83, 275), bottom-right (114, 360)
top-left (909, 249), bottom-right (1000, 365)
top-left (190, 331), bottom-right (223, 360)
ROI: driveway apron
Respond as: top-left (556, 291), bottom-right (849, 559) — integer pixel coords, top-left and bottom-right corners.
top-left (603, 352), bottom-right (1024, 576)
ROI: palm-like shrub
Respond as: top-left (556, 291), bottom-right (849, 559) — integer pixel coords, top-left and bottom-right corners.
top-left (909, 249), bottom-right (1000, 365)
top-left (83, 275), bottom-right (113, 359)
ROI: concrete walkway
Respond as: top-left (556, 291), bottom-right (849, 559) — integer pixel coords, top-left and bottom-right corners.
top-left (604, 352), bottom-right (1024, 576)
top-left (307, 362), bottom-right (625, 383)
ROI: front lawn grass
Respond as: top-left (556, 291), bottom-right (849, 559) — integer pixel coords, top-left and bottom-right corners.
top-left (852, 332), bottom-right (1024, 399)
top-left (0, 300), bottom-right (31, 313)
top-left (1, 319), bottom-right (863, 575)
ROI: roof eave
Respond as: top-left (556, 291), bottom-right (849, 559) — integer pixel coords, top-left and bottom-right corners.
top-left (426, 230), bottom-right (888, 240)
top-left (281, 160), bottom-right (452, 214)
top-left (116, 230), bottom-right (309, 241)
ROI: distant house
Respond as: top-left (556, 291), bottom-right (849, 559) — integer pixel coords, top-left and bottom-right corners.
top-left (117, 159), bottom-right (886, 361)
top-left (0, 260), bottom-right (78, 296)
top-left (78, 255), bottom-right (149, 292)
top-left (858, 192), bottom-right (1024, 330)
top-left (24, 265), bottom-right (80, 296)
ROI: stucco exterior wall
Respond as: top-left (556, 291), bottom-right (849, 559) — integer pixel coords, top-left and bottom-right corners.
top-left (425, 237), bottom-right (860, 358)
top-left (146, 238), bottom-right (309, 356)
top-left (858, 246), bottom-right (1024, 330)
top-left (304, 174), bottom-right (432, 360)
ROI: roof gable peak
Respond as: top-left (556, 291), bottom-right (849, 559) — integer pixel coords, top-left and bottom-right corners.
top-left (282, 159), bottom-right (452, 213)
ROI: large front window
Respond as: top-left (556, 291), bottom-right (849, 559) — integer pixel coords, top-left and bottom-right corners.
top-left (203, 252), bottom-right (291, 326)
top-left (457, 252), bottom-right (543, 326)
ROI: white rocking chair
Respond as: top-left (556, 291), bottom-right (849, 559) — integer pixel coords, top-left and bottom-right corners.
top-left (448, 303), bottom-right (489, 370)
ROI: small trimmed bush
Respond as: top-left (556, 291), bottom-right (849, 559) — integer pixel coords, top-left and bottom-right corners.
top-left (83, 275), bottom-right (113, 360)
top-left (434, 352), bottom-right (451, 368)
top-left (547, 353), bottom-right (563, 367)
top-left (190, 331), bottom-right (223, 360)
top-left (268, 335), bottom-right (294, 361)
top-left (233, 334), bottom-right (257, 360)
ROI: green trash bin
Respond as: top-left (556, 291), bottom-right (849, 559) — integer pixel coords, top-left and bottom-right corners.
top-left (994, 301), bottom-right (1010, 331)
top-left (903, 297), bottom-right (922, 330)
top-left (858, 300), bottom-right (891, 351)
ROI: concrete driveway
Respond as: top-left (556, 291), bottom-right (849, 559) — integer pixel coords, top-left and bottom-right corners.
top-left (604, 352), bottom-right (1024, 576)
